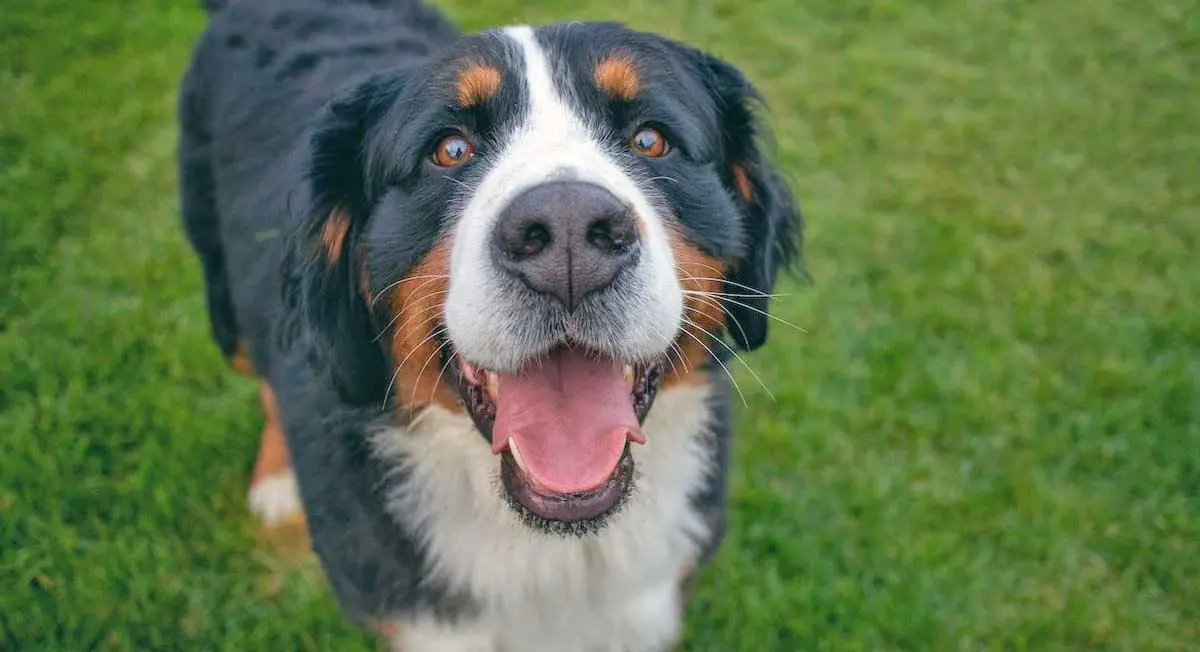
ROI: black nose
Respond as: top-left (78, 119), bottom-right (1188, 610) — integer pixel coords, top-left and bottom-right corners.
top-left (492, 181), bottom-right (639, 311)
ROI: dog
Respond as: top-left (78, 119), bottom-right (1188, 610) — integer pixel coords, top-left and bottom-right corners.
top-left (178, 0), bottom-right (802, 649)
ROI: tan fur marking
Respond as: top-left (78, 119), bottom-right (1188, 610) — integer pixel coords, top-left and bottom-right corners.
top-left (730, 164), bottom-right (754, 203)
top-left (250, 383), bottom-right (308, 552)
top-left (321, 208), bottom-right (351, 264)
top-left (456, 63), bottom-right (502, 107)
top-left (370, 620), bottom-right (400, 646)
top-left (666, 227), bottom-right (726, 388)
top-left (251, 384), bottom-right (292, 485)
top-left (594, 55), bottom-right (640, 100)
top-left (256, 515), bottom-right (311, 563)
top-left (230, 339), bottom-right (256, 377)
top-left (387, 239), bottom-right (463, 415)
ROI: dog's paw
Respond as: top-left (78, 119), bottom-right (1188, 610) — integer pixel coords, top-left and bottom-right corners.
top-left (248, 469), bottom-right (303, 527)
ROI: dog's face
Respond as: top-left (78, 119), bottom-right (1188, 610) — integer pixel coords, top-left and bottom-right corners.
top-left (290, 23), bottom-right (800, 533)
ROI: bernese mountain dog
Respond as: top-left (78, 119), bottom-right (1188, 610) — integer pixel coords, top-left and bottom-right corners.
top-left (178, 0), bottom-right (803, 648)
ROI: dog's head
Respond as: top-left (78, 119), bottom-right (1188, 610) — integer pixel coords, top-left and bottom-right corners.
top-left (286, 23), bottom-right (802, 532)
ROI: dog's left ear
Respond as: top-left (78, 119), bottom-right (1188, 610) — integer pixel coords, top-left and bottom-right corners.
top-left (696, 53), bottom-right (804, 351)
top-left (281, 73), bottom-right (402, 405)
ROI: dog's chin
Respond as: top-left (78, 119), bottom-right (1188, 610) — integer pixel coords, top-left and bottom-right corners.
top-left (499, 444), bottom-right (636, 536)
top-left (445, 337), bottom-right (665, 535)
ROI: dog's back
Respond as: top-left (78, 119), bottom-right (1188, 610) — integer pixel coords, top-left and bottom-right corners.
top-left (178, 0), bottom-right (457, 374)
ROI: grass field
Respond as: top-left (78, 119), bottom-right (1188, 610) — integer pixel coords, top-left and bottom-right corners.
top-left (2, 0), bottom-right (1197, 649)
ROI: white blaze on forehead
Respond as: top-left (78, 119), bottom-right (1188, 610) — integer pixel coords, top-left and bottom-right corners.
top-left (443, 25), bottom-right (683, 371)
top-left (505, 25), bottom-right (583, 162)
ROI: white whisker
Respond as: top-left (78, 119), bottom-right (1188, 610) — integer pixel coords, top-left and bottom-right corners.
top-left (684, 292), bottom-right (750, 351)
top-left (677, 267), bottom-right (754, 346)
top-left (429, 348), bottom-right (460, 405)
top-left (395, 276), bottom-right (449, 315)
top-left (369, 274), bottom-right (451, 311)
top-left (674, 259), bottom-right (726, 279)
top-left (678, 327), bottom-right (746, 406)
top-left (664, 341), bottom-right (686, 377)
top-left (408, 336), bottom-right (456, 409)
top-left (681, 311), bottom-right (774, 401)
top-left (701, 294), bottom-right (808, 334)
top-left (683, 289), bottom-right (791, 299)
top-left (373, 291), bottom-right (448, 342)
top-left (382, 325), bottom-right (448, 409)
top-left (675, 275), bottom-right (782, 298)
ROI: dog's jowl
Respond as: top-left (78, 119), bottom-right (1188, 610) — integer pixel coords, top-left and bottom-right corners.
top-left (178, 1), bottom-right (802, 649)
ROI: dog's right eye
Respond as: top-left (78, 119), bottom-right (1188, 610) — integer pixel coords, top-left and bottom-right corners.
top-left (630, 126), bottom-right (669, 158)
top-left (432, 133), bottom-right (474, 167)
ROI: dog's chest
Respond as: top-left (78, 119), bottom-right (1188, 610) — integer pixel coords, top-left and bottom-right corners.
top-left (373, 385), bottom-right (716, 651)
top-left (475, 534), bottom-right (691, 652)
top-left (399, 572), bottom-right (684, 652)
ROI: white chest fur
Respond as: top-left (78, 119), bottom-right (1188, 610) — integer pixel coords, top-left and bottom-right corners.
top-left (370, 384), bottom-right (716, 652)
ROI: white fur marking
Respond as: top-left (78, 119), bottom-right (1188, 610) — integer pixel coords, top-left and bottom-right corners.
top-left (247, 470), bottom-right (303, 526)
top-left (391, 619), bottom-right (496, 652)
top-left (370, 384), bottom-right (714, 652)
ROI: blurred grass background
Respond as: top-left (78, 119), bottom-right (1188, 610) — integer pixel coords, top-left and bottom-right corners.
top-left (1, 0), bottom-right (1197, 649)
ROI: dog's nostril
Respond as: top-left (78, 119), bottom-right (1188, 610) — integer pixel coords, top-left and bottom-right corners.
top-left (585, 213), bottom-right (636, 255)
top-left (519, 222), bottom-right (551, 258)
top-left (586, 219), bottom-right (616, 252)
top-left (496, 217), bottom-right (552, 260)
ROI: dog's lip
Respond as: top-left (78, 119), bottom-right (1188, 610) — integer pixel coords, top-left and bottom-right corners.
top-left (500, 443), bottom-right (634, 522)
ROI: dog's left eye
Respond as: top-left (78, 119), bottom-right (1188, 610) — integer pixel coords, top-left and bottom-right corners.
top-left (432, 133), bottom-right (474, 167)
top-left (630, 126), bottom-right (669, 158)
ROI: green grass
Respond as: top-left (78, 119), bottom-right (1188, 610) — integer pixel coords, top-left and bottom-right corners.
top-left (2, 0), bottom-right (1197, 649)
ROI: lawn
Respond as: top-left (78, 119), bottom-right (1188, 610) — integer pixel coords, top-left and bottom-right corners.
top-left (1, 0), bottom-right (1197, 649)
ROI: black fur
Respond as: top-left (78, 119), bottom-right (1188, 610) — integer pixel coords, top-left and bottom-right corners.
top-left (297, 74), bottom-right (405, 404)
top-left (178, 0), bottom-right (802, 635)
top-left (700, 53), bottom-right (804, 351)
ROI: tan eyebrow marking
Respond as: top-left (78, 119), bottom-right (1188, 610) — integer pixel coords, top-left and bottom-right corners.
top-left (456, 63), bottom-right (502, 107)
top-left (594, 55), bottom-right (640, 100)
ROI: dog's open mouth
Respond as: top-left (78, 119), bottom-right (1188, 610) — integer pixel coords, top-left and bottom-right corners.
top-left (451, 345), bottom-right (664, 526)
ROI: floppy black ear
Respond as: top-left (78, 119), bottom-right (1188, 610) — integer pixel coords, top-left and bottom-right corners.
top-left (281, 74), bottom-right (401, 405)
top-left (698, 54), bottom-right (804, 351)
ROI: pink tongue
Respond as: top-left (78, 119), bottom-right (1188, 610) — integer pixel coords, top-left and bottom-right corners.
top-left (492, 348), bottom-right (643, 494)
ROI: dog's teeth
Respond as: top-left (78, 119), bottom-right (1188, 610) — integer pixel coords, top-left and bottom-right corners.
top-left (508, 437), bottom-right (529, 475)
top-left (623, 365), bottom-right (635, 391)
top-left (486, 372), bottom-right (500, 401)
top-left (460, 359), bottom-right (480, 385)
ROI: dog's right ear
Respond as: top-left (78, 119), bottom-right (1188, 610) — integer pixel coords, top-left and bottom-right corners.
top-left (280, 74), bottom-right (402, 406)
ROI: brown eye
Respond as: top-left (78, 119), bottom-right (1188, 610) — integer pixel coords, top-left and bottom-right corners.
top-left (432, 133), bottom-right (473, 167)
top-left (630, 127), bottom-right (669, 157)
